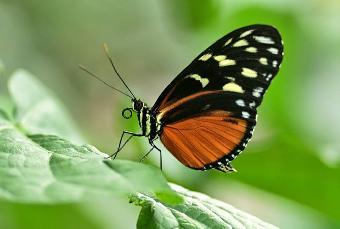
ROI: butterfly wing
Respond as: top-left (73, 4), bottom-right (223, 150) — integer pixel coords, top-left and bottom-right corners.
top-left (158, 91), bottom-right (257, 171)
top-left (152, 24), bottom-right (283, 112)
top-left (152, 24), bottom-right (283, 171)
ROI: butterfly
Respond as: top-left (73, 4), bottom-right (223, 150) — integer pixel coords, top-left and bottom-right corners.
top-left (80, 24), bottom-right (283, 172)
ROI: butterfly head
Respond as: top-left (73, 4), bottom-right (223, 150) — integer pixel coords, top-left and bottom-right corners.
top-left (121, 99), bottom-right (144, 119)
top-left (132, 99), bottom-right (144, 112)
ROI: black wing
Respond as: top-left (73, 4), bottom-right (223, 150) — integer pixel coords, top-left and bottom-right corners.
top-left (152, 24), bottom-right (283, 113)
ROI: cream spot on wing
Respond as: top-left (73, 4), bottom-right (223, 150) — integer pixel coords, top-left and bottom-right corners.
top-left (253, 36), bottom-right (275, 44)
top-left (224, 38), bottom-right (232, 46)
top-left (219, 59), bottom-right (236, 67)
top-left (259, 57), bottom-right (268, 65)
top-left (187, 74), bottom-right (209, 87)
top-left (213, 55), bottom-right (227, 61)
top-left (223, 82), bottom-right (244, 93)
top-left (267, 47), bottom-right (279, 54)
top-left (245, 47), bottom-right (257, 53)
top-left (241, 68), bottom-right (257, 78)
top-left (226, 76), bottom-right (235, 81)
top-left (233, 39), bottom-right (249, 47)
top-left (240, 30), bottom-right (254, 38)
top-left (199, 53), bottom-right (212, 61)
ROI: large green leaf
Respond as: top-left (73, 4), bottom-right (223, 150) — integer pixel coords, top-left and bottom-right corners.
top-left (8, 70), bottom-right (83, 143)
top-left (133, 184), bottom-right (278, 229)
top-left (0, 114), bottom-right (177, 203)
top-left (0, 112), bottom-right (278, 228)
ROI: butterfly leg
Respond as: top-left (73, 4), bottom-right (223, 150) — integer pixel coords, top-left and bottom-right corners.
top-left (107, 131), bottom-right (143, 159)
top-left (153, 144), bottom-right (162, 170)
top-left (139, 142), bottom-right (163, 170)
top-left (139, 146), bottom-right (154, 162)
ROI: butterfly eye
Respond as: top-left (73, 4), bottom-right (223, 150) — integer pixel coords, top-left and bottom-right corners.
top-left (133, 100), bottom-right (143, 111)
top-left (122, 108), bottom-right (133, 119)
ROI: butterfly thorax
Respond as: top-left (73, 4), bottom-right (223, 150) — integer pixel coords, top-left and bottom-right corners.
top-left (132, 99), bottom-right (161, 141)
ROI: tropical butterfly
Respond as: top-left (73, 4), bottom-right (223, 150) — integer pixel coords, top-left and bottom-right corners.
top-left (80, 24), bottom-right (283, 172)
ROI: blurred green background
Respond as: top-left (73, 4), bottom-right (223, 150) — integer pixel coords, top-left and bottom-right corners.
top-left (1, 0), bottom-right (340, 228)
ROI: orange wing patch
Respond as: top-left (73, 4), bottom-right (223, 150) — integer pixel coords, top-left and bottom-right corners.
top-left (160, 111), bottom-right (247, 170)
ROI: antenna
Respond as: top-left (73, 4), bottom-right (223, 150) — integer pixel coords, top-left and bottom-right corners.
top-left (103, 43), bottom-right (136, 99)
top-left (78, 64), bottom-right (133, 99)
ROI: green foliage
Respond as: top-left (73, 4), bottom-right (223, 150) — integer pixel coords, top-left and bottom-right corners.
top-left (231, 138), bottom-right (340, 220)
top-left (0, 69), bottom-right (177, 204)
top-left (0, 70), bottom-right (278, 228)
top-left (134, 184), bottom-right (277, 229)
top-left (8, 70), bottom-right (83, 143)
top-left (0, 115), bottom-right (176, 203)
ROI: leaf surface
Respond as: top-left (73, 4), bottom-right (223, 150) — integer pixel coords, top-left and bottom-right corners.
top-left (134, 184), bottom-right (278, 229)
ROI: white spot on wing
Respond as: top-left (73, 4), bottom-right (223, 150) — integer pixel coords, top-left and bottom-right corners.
top-left (240, 30), bottom-right (254, 38)
top-left (187, 74), bottom-right (209, 88)
top-left (267, 47), bottom-right (279, 54)
top-left (249, 101), bottom-right (256, 108)
top-left (259, 57), bottom-right (268, 65)
top-left (252, 91), bottom-right (260, 98)
top-left (245, 47), bottom-right (257, 53)
top-left (233, 39), bottom-right (249, 47)
top-left (235, 99), bottom-right (245, 107)
top-left (242, 111), bottom-right (250, 119)
top-left (219, 59), bottom-right (236, 67)
top-left (199, 53), bottom-right (212, 61)
top-left (265, 73), bottom-right (273, 81)
top-left (273, 60), bottom-right (278, 67)
top-left (252, 87), bottom-right (264, 98)
top-left (253, 36), bottom-right (275, 44)
top-left (223, 82), bottom-right (244, 93)
top-left (241, 68), bottom-right (257, 78)
top-left (253, 88), bottom-right (261, 97)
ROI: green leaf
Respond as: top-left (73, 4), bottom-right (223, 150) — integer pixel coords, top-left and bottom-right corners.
top-left (8, 70), bottom-right (83, 143)
top-left (133, 184), bottom-right (278, 229)
top-left (0, 115), bottom-right (176, 204)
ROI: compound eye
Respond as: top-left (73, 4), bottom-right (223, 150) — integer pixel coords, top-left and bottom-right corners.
top-left (122, 108), bottom-right (133, 119)
top-left (136, 102), bottom-right (143, 110)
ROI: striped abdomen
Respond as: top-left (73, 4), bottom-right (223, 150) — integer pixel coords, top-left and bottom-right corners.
top-left (138, 105), bottom-right (161, 141)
